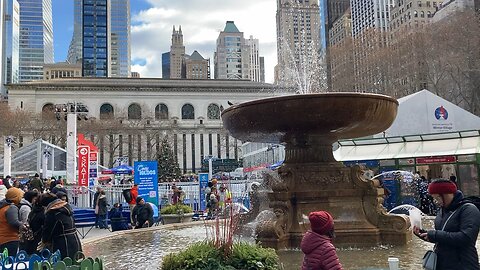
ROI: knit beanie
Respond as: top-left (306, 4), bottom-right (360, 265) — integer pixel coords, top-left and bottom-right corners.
top-left (6, 187), bottom-right (24, 205)
top-left (308, 211), bottom-right (334, 235)
top-left (428, 180), bottom-right (457, 195)
top-left (136, 196), bottom-right (144, 204)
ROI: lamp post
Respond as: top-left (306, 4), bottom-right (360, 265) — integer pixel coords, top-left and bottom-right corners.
top-left (55, 102), bottom-right (89, 184)
top-left (3, 136), bottom-right (15, 177)
top-left (42, 146), bottom-right (52, 179)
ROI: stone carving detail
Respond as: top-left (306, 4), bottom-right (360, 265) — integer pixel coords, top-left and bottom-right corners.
top-left (256, 201), bottom-right (290, 239)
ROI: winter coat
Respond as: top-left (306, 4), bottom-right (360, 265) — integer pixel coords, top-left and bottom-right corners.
top-left (51, 184), bottom-right (67, 195)
top-left (29, 177), bottom-right (44, 192)
top-left (0, 200), bottom-right (22, 245)
top-left (93, 191), bottom-right (100, 209)
top-left (129, 187), bottom-right (138, 205)
top-left (109, 207), bottom-right (129, 232)
top-left (97, 195), bottom-right (108, 216)
top-left (301, 230), bottom-right (343, 270)
top-left (0, 185), bottom-right (7, 201)
top-left (42, 199), bottom-right (82, 259)
top-left (18, 199), bottom-right (33, 223)
top-left (427, 191), bottom-right (480, 270)
top-left (132, 203), bottom-right (153, 228)
top-left (23, 204), bottom-right (45, 255)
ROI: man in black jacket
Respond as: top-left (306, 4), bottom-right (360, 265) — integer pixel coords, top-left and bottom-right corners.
top-left (414, 179), bottom-right (480, 270)
top-left (132, 197), bottom-right (153, 229)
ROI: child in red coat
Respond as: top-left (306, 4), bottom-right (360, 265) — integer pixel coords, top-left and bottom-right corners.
top-left (301, 211), bottom-right (343, 270)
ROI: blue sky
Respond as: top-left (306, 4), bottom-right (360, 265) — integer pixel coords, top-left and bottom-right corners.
top-left (52, 0), bottom-right (277, 82)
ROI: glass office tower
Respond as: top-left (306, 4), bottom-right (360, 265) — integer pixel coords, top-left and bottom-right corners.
top-left (3, 0), bottom-right (20, 87)
top-left (82, 0), bottom-right (110, 77)
top-left (17, 0), bottom-right (54, 82)
top-left (110, 0), bottom-right (130, 77)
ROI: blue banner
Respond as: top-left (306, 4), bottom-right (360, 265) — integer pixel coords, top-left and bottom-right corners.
top-left (134, 161), bottom-right (159, 206)
top-left (198, 173), bottom-right (209, 211)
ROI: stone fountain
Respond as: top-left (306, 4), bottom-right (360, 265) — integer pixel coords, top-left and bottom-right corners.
top-left (221, 93), bottom-right (411, 249)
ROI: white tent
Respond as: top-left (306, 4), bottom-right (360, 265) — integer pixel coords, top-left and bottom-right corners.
top-left (375, 89), bottom-right (480, 138)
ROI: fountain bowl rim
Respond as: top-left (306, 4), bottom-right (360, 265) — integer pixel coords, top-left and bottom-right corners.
top-left (221, 92), bottom-right (399, 116)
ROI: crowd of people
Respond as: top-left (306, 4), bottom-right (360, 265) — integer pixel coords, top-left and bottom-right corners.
top-left (0, 173), bottom-right (82, 259)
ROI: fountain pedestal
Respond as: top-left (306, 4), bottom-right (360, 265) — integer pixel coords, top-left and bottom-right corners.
top-left (222, 93), bottom-right (411, 249)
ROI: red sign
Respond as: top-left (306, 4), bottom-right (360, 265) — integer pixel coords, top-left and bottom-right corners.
top-left (416, 156), bottom-right (456, 164)
top-left (78, 146), bottom-right (90, 186)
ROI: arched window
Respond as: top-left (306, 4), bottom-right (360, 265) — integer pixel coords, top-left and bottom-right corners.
top-left (427, 11), bottom-right (431, 18)
top-left (420, 11), bottom-right (424, 18)
top-left (100, 103), bottom-right (114, 120)
top-left (155, 104), bottom-right (169, 120)
top-left (42, 103), bottom-right (54, 114)
top-left (414, 10), bottom-right (418, 17)
top-left (207, 104), bottom-right (220, 120)
top-left (181, 104), bottom-right (195, 120)
top-left (128, 103), bottom-right (142, 120)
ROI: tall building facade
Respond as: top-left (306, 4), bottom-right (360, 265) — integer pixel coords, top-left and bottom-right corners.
top-left (319, 0), bottom-right (350, 48)
top-left (276, 0), bottom-right (321, 83)
top-left (17, 0), bottom-right (54, 82)
top-left (170, 25), bottom-right (185, 79)
top-left (110, 0), bottom-right (130, 77)
top-left (214, 21), bottom-right (250, 80)
top-left (162, 52), bottom-right (170, 78)
top-left (3, 0), bottom-right (20, 91)
top-left (82, 0), bottom-right (110, 77)
top-left (185, 50), bottom-right (210, 79)
top-left (245, 35), bottom-right (262, 82)
top-left (67, 0), bottom-right (82, 64)
top-left (350, 0), bottom-right (391, 37)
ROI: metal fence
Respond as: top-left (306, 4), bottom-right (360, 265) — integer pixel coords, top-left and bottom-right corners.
top-left (64, 179), bottom-right (261, 212)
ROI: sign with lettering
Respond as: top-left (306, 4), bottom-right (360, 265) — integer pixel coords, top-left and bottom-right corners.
top-left (78, 146), bottom-right (90, 186)
top-left (416, 156), bottom-right (456, 164)
top-left (89, 152), bottom-right (98, 187)
top-left (134, 161), bottom-right (158, 205)
top-left (199, 173), bottom-right (209, 211)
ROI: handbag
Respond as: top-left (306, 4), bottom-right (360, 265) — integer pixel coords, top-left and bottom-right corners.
top-left (422, 250), bottom-right (437, 270)
top-left (422, 207), bottom-right (461, 270)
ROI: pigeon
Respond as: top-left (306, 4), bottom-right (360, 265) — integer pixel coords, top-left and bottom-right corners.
top-left (227, 101), bottom-right (233, 106)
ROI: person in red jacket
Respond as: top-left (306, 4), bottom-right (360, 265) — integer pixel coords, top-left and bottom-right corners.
top-left (129, 184), bottom-right (138, 223)
top-left (301, 210), bottom-right (343, 270)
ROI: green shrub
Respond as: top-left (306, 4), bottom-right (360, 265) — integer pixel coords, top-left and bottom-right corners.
top-left (161, 241), bottom-right (279, 270)
top-left (160, 204), bottom-right (193, 215)
top-left (227, 242), bottom-right (279, 270)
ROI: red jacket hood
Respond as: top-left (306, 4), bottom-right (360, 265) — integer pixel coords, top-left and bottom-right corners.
top-left (301, 230), bottom-right (332, 254)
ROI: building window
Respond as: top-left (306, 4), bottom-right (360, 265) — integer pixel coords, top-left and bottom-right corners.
top-left (100, 103), bottom-right (114, 119)
top-left (207, 104), bottom-right (220, 120)
top-left (155, 103), bottom-right (169, 120)
top-left (181, 104), bottom-right (195, 119)
top-left (128, 103), bottom-right (142, 120)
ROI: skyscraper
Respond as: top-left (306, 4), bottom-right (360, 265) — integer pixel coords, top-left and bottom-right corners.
top-left (319, 0), bottom-right (350, 48)
top-left (3, 0), bottom-right (20, 89)
top-left (110, 0), bottom-right (131, 77)
top-left (185, 50), bottom-right (210, 79)
top-left (214, 21), bottom-right (250, 80)
top-left (169, 25), bottom-right (185, 79)
top-left (82, 0), bottom-right (110, 77)
top-left (17, 0), bottom-right (53, 82)
top-left (276, 0), bottom-right (321, 86)
top-left (67, 0), bottom-right (82, 64)
top-left (245, 35), bottom-right (261, 82)
top-left (350, 0), bottom-right (391, 37)
top-left (69, 0), bottom-right (130, 77)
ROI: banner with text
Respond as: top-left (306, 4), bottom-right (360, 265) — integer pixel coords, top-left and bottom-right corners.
top-left (89, 152), bottom-right (98, 187)
top-left (199, 173), bottom-right (209, 211)
top-left (134, 161), bottom-right (159, 205)
top-left (78, 146), bottom-right (90, 186)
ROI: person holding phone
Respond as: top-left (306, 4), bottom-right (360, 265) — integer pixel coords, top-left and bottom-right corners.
top-left (413, 179), bottom-right (480, 270)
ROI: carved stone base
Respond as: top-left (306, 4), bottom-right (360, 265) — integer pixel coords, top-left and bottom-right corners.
top-left (256, 154), bottom-right (411, 249)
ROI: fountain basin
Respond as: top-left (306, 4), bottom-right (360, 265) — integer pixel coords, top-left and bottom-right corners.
top-left (221, 92), bottom-right (409, 249)
top-left (221, 93), bottom-right (398, 144)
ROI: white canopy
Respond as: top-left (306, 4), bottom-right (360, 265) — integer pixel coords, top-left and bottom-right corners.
top-left (334, 130), bottom-right (480, 161)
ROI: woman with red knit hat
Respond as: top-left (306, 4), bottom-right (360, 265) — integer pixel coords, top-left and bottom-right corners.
top-left (414, 179), bottom-right (480, 270)
top-left (301, 210), bottom-right (343, 270)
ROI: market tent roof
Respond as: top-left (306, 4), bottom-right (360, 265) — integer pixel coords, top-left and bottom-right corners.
top-left (102, 164), bottom-right (134, 175)
top-left (374, 90), bottom-right (480, 138)
top-left (334, 130), bottom-right (480, 161)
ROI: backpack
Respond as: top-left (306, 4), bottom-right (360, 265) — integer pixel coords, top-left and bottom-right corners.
top-left (122, 189), bottom-right (132, 203)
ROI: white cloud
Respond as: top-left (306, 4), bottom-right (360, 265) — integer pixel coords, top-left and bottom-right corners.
top-left (131, 0), bottom-right (277, 83)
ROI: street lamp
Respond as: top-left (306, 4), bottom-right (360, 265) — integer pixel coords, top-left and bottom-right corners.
top-left (42, 146), bottom-right (52, 179)
top-left (54, 102), bottom-right (89, 184)
top-left (3, 136), bottom-right (16, 177)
